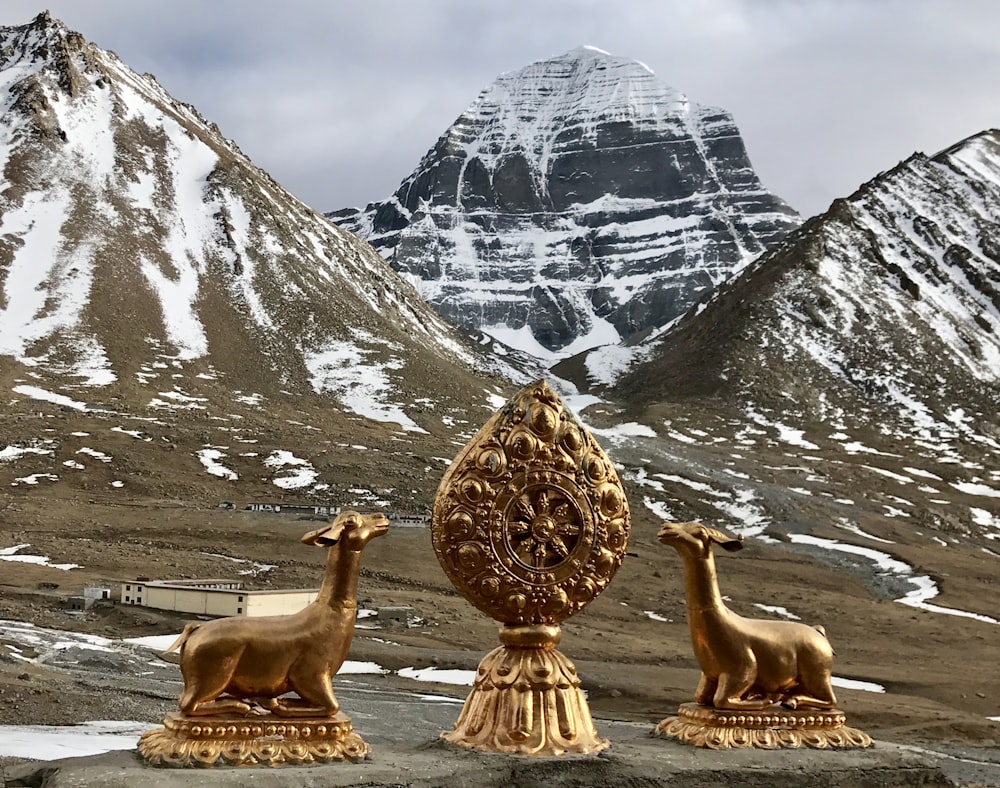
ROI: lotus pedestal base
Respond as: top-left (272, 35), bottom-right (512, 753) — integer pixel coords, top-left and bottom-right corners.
top-left (442, 624), bottom-right (607, 756)
top-left (655, 702), bottom-right (873, 750)
top-left (138, 710), bottom-right (370, 767)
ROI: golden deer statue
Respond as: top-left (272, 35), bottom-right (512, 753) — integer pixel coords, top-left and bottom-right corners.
top-left (162, 510), bottom-right (389, 718)
top-left (657, 521), bottom-right (837, 711)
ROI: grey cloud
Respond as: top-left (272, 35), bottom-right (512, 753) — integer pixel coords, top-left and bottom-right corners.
top-left (3, 0), bottom-right (999, 217)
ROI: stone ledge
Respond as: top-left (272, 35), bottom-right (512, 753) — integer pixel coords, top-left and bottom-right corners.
top-left (4, 719), bottom-right (952, 788)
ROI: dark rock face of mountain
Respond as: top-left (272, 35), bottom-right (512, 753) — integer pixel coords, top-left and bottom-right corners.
top-left (331, 46), bottom-right (800, 359)
top-left (0, 13), bottom-right (523, 443)
top-left (616, 129), bottom-right (1000, 457)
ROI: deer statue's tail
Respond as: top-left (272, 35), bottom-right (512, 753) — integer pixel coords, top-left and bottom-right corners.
top-left (158, 622), bottom-right (201, 663)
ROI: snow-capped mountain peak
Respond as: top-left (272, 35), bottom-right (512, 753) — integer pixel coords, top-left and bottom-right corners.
top-left (331, 46), bottom-right (800, 362)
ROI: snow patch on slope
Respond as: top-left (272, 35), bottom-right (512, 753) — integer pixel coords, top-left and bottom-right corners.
top-left (305, 341), bottom-right (427, 433)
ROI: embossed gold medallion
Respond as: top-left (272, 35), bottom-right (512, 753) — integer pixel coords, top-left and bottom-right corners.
top-left (432, 379), bottom-right (630, 755)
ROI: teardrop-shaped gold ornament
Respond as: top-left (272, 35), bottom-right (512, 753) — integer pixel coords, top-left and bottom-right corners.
top-left (431, 379), bottom-right (631, 755)
top-left (432, 379), bottom-right (630, 625)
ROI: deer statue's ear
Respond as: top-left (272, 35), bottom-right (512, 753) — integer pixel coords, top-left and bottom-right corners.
top-left (302, 521), bottom-right (346, 546)
top-left (706, 527), bottom-right (744, 552)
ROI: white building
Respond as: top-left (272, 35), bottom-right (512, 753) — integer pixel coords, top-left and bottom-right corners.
top-left (120, 579), bottom-right (319, 617)
top-left (392, 514), bottom-right (430, 527)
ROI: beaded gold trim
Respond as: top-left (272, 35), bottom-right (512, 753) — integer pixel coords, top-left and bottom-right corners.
top-left (138, 711), bottom-right (370, 767)
top-left (655, 703), bottom-right (873, 749)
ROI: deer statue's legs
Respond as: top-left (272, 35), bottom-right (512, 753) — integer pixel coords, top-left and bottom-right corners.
top-left (262, 671), bottom-right (341, 718)
top-left (782, 673), bottom-right (838, 710)
top-left (713, 667), bottom-right (773, 711)
top-left (262, 695), bottom-right (340, 718)
top-left (179, 691), bottom-right (255, 717)
top-left (694, 673), bottom-right (717, 706)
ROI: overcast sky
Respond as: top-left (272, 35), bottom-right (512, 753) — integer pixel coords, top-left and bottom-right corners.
top-left (4, 1), bottom-right (999, 218)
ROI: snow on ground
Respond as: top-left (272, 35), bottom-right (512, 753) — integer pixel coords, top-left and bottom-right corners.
top-left (0, 190), bottom-right (87, 369)
top-left (397, 666), bottom-right (477, 686)
top-left (734, 422), bottom-right (768, 445)
top-left (561, 392), bottom-right (602, 415)
top-left (0, 620), bottom-right (120, 657)
top-left (233, 392), bottom-right (264, 407)
top-left (842, 441), bottom-right (898, 456)
top-left (753, 604), bottom-right (800, 620)
top-left (11, 385), bottom-right (89, 411)
top-left (264, 450), bottom-right (318, 490)
top-left (746, 409), bottom-right (819, 450)
top-left (711, 488), bottom-right (773, 541)
top-left (196, 448), bottom-right (237, 481)
top-left (155, 389), bottom-right (208, 405)
top-left (626, 463), bottom-right (772, 541)
top-left (971, 507), bottom-right (1000, 540)
top-left (0, 720), bottom-right (157, 761)
top-left (77, 447), bottom-right (112, 462)
top-left (643, 610), bottom-right (670, 622)
top-left (656, 473), bottom-right (725, 497)
top-left (304, 342), bottom-right (427, 433)
top-left (337, 661), bottom-right (389, 675)
top-left (0, 545), bottom-right (79, 571)
top-left (122, 634), bottom-right (179, 651)
top-left (111, 426), bottom-right (149, 441)
top-left (832, 677), bottom-right (885, 693)
top-left (485, 315), bottom-right (621, 366)
top-left (347, 487), bottom-right (391, 508)
top-left (148, 393), bottom-right (208, 410)
top-left (589, 422), bottom-right (658, 441)
top-left (200, 552), bottom-right (276, 576)
top-left (11, 473), bottom-right (59, 487)
top-left (484, 389), bottom-right (507, 410)
top-left (584, 343), bottom-right (639, 387)
top-left (0, 444), bottom-right (52, 461)
top-left (865, 465), bottom-right (914, 484)
top-left (832, 519), bottom-right (895, 544)
top-left (642, 495), bottom-right (675, 520)
top-left (951, 481), bottom-right (1000, 498)
top-left (664, 428), bottom-right (700, 444)
top-left (788, 534), bottom-right (998, 624)
top-left (904, 466), bottom-right (942, 480)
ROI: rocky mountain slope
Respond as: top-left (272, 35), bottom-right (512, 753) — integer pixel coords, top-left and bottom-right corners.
top-left (0, 12), bottom-right (529, 504)
top-left (616, 130), bottom-right (1000, 430)
top-left (601, 129), bottom-right (1000, 558)
top-left (331, 46), bottom-right (800, 361)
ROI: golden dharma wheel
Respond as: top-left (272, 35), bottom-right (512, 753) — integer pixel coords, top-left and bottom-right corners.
top-left (431, 379), bottom-right (630, 626)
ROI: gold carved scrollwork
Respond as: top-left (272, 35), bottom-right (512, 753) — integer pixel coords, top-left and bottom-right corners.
top-left (431, 380), bottom-right (631, 755)
top-left (432, 380), bottom-right (630, 628)
top-left (442, 638), bottom-right (597, 755)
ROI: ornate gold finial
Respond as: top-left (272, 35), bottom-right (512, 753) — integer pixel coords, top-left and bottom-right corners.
top-left (653, 521), bottom-right (873, 749)
top-left (138, 511), bottom-right (389, 767)
top-left (432, 379), bottom-right (630, 755)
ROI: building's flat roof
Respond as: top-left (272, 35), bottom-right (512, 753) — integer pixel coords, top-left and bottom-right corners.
top-left (134, 580), bottom-right (319, 595)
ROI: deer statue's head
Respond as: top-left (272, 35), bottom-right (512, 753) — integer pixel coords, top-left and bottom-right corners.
top-left (302, 511), bottom-right (390, 552)
top-left (657, 521), bottom-right (744, 558)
